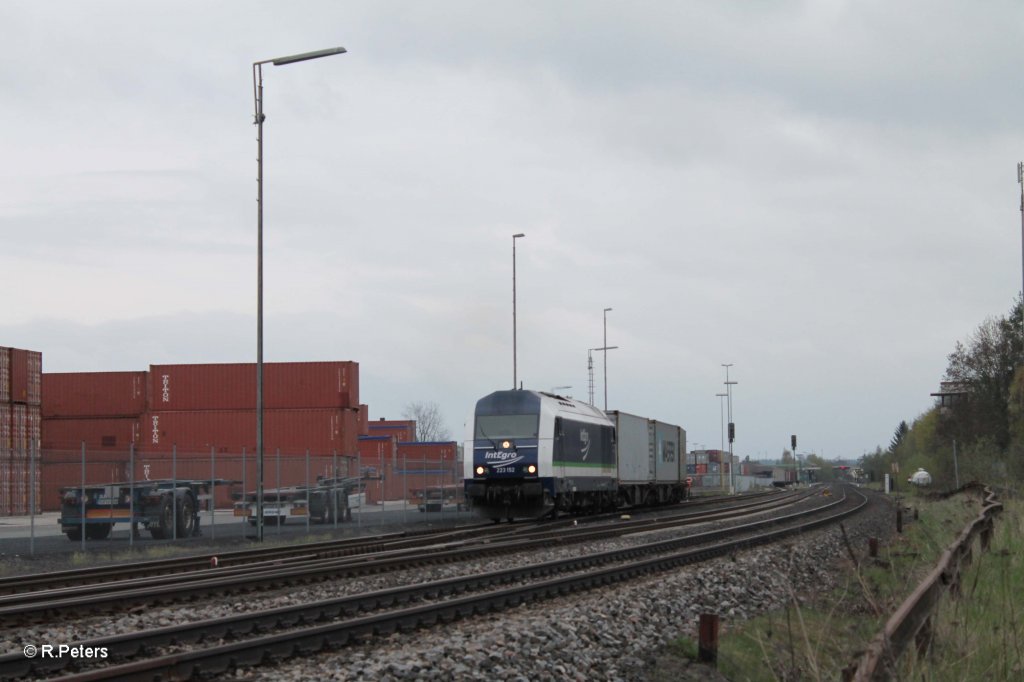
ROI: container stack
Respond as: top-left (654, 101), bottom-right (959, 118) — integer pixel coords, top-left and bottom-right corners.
top-left (0, 347), bottom-right (42, 515)
top-left (143, 361), bottom-right (360, 454)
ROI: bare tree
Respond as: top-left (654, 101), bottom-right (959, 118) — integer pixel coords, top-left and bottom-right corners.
top-left (402, 401), bottom-right (451, 442)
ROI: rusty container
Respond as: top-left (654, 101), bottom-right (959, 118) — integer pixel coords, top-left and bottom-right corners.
top-left (9, 348), bottom-right (42, 405)
top-left (148, 361), bottom-right (359, 411)
top-left (367, 419), bottom-right (416, 443)
top-left (43, 371), bottom-right (147, 418)
top-left (358, 404), bottom-right (369, 436)
top-left (41, 417), bottom-right (141, 451)
top-left (10, 404), bottom-right (41, 457)
top-left (0, 403), bottom-right (10, 457)
top-left (0, 347), bottom-right (10, 401)
top-left (40, 452), bottom-right (130, 513)
top-left (142, 407), bottom-right (358, 456)
top-left (396, 441), bottom-right (458, 463)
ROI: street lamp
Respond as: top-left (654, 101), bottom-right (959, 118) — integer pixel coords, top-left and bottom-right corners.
top-left (253, 45), bottom-right (346, 542)
top-left (603, 308), bottom-right (613, 410)
top-left (722, 364), bottom-right (737, 494)
top-left (588, 346), bottom-right (618, 406)
top-left (512, 233), bottom-right (525, 389)
top-left (716, 392), bottom-right (727, 492)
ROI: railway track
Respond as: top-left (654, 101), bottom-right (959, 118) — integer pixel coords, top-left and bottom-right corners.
top-left (0, 486), bottom-right (864, 680)
top-left (0, 490), bottom-right (774, 598)
top-left (0, 490), bottom-right (808, 622)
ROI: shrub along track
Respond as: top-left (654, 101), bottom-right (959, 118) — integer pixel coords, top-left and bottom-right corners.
top-left (0, 486), bottom-right (865, 680)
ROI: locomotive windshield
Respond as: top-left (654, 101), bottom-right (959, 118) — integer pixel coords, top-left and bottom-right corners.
top-left (475, 414), bottom-right (538, 440)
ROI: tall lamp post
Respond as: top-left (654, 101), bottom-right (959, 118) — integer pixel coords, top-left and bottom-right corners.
top-left (512, 233), bottom-right (525, 389)
top-left (603, 308), bottom-right (613, 410)
top-left (253, 46), bottom-right (346, 542)
top-left (716, 392), bottom-right (727, 492)
top-left (1018, 162), bottom-right (1024, 310)
top-left (588, 346), bottom-right (618, 406)
top-left (722, 364), bottom-right (737, 493)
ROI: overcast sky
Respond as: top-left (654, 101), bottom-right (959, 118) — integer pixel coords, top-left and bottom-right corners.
top-left (3, 1), bottom-right (1022, 460)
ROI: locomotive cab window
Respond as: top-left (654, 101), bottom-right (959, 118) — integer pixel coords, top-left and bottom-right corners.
top-left (475, 414), bottom-right (539, 440)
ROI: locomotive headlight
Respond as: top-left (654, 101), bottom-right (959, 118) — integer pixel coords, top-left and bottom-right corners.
top-left (502, 440), bottom-right (511, 449)
top-left (527, 464), bottom-right (537, 474)
top-left (475, 466), bottom-right (485, 476)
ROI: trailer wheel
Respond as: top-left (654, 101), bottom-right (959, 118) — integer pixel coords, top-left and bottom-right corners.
top-left (86, 523), bottom-right (112, 540)
top-left (177, 493), bottom-right (197, 537)
top-left (65, 527), bottom-right (83, 541)
top-left (155, 496), bottom-right (176, 538)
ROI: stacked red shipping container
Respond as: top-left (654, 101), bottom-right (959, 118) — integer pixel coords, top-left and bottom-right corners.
top-left (33, 362), bottom-right (361, 512)
top-left (0, 347), bottom-right (42, 516)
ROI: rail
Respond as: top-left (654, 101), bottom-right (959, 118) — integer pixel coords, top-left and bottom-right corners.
top-left (845, 484), bottom-right (1003, 681)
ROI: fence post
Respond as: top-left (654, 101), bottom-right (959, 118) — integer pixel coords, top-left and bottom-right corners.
top-left (305, 448), bottom-right (310, 535)
top-left (129, 443), bottom-right (135, 547)
top-left (241, 447), bottom-right (247, 538)
top-left (981, 518), bottom-right (993, 551)
top-left (332, 450), bottom-right (338, 529)
top-left (210, 446), bottom-right (216, 540)
top-left (276, 448), bottom-right (281, 536)
top-left (29, 438), bottom-right (35, 557)
top-left (172, 444), bottom-right (177, 541)
top-left (698, 613), bottom-right (719, 664)
top-left (80, 441), bottom-right (86, 552)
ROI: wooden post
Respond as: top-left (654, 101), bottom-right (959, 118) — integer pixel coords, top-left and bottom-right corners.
top-left (698, 613), bottom-right (719, 664)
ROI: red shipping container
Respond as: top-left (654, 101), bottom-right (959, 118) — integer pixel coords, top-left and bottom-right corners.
top-left (358, 435), bottom-right (396, 469)
top-left (39, 456), bottom-right (129, 512)
top-left (0, 458), bottom-right (9, 515)
top-left (43, 371), bottom-right (147, 418)
top-left (0, 457), bottom-right (38, 516)
top-left (11, 404), bottom-right (41, 456)
top-left (0, 403), bottom-right (10, 456)
top-left (396, 441), bottom-right (458, 464)
top-left (148, 361), bottom-right (358, 412)
top-left (0, 347), bottom-right (10, 401)
top-left (358, 404), bottom-right (369, 436)
top-left (42, 417), bottom-right (141, 451)
top-left (696, 463), bottom-right (708, 474)
top-left (9, 348), bottom-right (42, 405)
top-left (367, 419), bottom-right (416, 443)
top-left (142, 408), bottom-right (358, 456)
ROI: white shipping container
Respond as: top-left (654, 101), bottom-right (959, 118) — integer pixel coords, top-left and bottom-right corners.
top-left (653, 420), bottom-right (683, 484)
top-left (607, 411), bottom-right (654, 483)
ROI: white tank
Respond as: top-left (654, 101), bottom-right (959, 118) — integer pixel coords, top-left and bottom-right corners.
top-left (909, 468), bottom-right (932, 486)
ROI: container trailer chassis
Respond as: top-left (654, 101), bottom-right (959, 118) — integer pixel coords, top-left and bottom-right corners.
top-left (58, 478), bottom-right (237, 541)
top-left (232, 476), bottom-right (371, 525)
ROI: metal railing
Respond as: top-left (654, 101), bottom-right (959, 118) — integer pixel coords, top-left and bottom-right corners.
top-left (845, 483), bottom-right (1003, 681)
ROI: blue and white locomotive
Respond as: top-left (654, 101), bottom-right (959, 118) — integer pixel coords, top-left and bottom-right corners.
top-left (464, 389), bottom-right (688, 521)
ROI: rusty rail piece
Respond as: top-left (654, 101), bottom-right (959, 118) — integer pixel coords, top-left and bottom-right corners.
top-left (846, 485), bottom-right (1003, 681)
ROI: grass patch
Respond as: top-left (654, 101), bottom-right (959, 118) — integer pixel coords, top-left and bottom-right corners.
top-left (659, 490), bottom-right (1009, 681)
top-left (897, 497), bottom-right (1024, 680)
